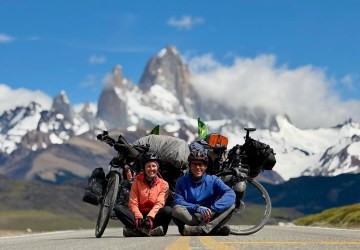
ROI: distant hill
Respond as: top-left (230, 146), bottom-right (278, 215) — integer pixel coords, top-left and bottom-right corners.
top-left (0, 174), bottom-right (101, 231)
top-left (293, 203), bottom-right (360, 229)
top-left (262, 173), bottom-right (360, 214)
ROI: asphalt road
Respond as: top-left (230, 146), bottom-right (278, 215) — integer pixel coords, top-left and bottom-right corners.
top-left (1, 225), bottom-right (359, 250)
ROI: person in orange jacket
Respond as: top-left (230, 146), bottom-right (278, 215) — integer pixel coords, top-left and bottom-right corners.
top-left (114, 152), bottom-right (172, 237)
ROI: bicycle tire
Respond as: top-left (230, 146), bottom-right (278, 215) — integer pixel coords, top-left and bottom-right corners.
top-left (229, 177), bottom-right (272, 235)
top-left (95, 172), bottom-right (120, 238)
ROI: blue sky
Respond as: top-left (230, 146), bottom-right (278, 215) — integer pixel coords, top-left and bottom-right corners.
top-left (1, 0), bottom-right (360, 128)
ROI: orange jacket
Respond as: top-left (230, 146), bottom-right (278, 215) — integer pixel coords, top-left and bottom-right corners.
top-left (128, 172), bottom-right (169, 219)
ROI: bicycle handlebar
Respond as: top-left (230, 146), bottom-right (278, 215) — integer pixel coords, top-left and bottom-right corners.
top-left (96, 130), bottom-right (143, 162)
top-left (97, 131), bottom-right (116, 146)
top-left (244, 128), bottom-right (256, 141)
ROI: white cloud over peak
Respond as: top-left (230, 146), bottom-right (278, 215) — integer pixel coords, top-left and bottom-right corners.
top-left (0, 84), bottom-right (52, 115)
top-left (187, 54), bottom-right (360, 129)
top-left (0, 33), bottom-right (15, 43)
top-left (167, 15), bottom-right (204, 30)
top-left (89, 55), bottom-right (106, 64)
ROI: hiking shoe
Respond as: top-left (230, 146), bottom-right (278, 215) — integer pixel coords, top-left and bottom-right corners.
top-left (213, 225), bottom-right (230, 236)
top-left (123, 227), bottom-right (142, 237)
top-left (183, 225), bottom-right (204, 236)
top-left (149, 226), bottom-right (164, 236)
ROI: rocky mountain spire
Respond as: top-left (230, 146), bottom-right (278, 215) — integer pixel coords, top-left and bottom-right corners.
top-left (51, 91), bottom-right (74, 122)
top-left (138, 45), bottom-right (201, 116)
top-left (112, 64), bottom-right (124, 88)
top-left (97, 65), bottom-right (129, 129)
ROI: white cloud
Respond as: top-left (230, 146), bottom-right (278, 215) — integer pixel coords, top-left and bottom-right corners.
top-left (80, 74), bottom-right (97, 87)
top-left (0, 33), bottom-right (15, 43)
top-left (0, 84), bottom-right (52, 115)
top-left (89, 55), bottom-right (106, 64)
top-left (167, 15), bottom-right (204, 30)
top-left (187, 54), bottom-right (360, 129)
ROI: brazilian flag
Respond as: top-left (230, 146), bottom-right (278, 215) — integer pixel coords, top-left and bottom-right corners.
top-left (197, 117), bottom-right (207, 139)
top-left (148, 125), bottom-right (160, 135)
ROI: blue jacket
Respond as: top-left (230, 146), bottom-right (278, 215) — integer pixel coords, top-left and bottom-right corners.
top-left (174, 172), bottom-right (235, 214)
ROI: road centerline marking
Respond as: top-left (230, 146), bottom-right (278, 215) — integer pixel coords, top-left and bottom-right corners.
top-left (220, 241), bottom-right (360, 245)
top-left (199, 236), bottom-right (235, 250)
top-left (165, 236), bottom-right (191, 250)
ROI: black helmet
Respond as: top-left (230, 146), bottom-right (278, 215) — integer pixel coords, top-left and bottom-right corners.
top-left (141, 151), bottom-right (160, 168)
top-left (188, 150), bottom-right (208, 164)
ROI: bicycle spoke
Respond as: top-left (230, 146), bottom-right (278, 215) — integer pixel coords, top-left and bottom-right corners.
top-left (229, 178), bottom-right (271, 235)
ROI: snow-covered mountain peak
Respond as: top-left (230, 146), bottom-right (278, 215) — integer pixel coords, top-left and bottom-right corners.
top-left (51, 91), bottom-right (74, 122)
top-left (158, 45), bottom-right (179, 58)
top-left (0, 102), bottom-right (44, 154)
top-left (303, 132), bottom-right (360, 177)
top-left (138, 45), bottom-right (200, 117)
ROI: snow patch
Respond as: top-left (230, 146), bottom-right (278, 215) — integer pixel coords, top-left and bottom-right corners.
top-left (164, 122), bottom-right (180, 132)
top-left (49, 133), bottom-right (63, 144)
top-left (348, 141), bottom-right (360, 155)
top-left (127, 125), bottom-right (137, 132)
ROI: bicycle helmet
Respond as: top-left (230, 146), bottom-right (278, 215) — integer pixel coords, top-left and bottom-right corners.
top-left (188, 149), bottom-right (208, 164)
top-left (141, 151), bottom-right (160, 169)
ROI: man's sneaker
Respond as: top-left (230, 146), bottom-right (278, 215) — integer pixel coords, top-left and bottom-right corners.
top-left (183, 225), bottom-right (204, 236)
top-left (123, 227), bottom-right (142, 237)
top-left (149, 226), bottom-right (164, 236)
top-left (213, 225), bottom-right (230, 236)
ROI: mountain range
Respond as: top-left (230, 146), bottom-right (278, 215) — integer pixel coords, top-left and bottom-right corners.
top-left (0, 45), bottom-right (359, 184)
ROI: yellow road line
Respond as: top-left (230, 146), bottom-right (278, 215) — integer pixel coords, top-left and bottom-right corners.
top-left (221, 241), bottom-right (360, 245)
top-left (165, 236), bottom-right (191, 250)
top-left (199, 236), bottom-right (235, 250)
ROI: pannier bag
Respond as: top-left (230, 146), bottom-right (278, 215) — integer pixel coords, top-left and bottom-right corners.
top-left (242, 138), bottom-right (276, 178)
top-left (205, 133), bottom-right (229, 148)
top-left (82, 167), bottom-right (106, 205)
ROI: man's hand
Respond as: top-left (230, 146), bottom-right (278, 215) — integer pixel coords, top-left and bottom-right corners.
top-left (196, 206), bottom-right (213, 222)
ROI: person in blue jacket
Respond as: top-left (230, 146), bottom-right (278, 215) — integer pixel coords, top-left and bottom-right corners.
top-left (172, 149), bottom-right (236, 236)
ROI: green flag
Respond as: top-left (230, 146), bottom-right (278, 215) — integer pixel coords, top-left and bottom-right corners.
top-left (148, 125), bottom-right (160, 135)
top-left (197, 117), bottom-right (207, 139)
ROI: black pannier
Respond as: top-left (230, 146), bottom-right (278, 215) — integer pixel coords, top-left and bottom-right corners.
top-left (82, 167), bottom-right (106, 205)
top-left (242, 138), bottom-right (276, 178)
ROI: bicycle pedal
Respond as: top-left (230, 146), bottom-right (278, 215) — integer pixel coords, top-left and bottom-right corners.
top-left (110, 210), bottom-right (118, 220)
top-left (110, 214), bottom-right (118, 220)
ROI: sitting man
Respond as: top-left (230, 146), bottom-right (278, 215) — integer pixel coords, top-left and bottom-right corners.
top-left (172, 149), bottom-right (236, 236)
top-left (114, 152), bottom-right (172, 237)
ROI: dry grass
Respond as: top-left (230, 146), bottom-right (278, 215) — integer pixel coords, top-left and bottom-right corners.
top-left (0, 230), bottom-right (32, 237)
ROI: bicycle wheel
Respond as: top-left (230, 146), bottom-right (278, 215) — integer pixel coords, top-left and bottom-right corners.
top-left (229, 177), bottom-right (272, 235)
top-left (95, 172), bottom-right (120, 238)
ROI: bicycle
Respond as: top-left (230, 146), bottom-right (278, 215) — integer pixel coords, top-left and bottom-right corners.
top-left (94, 131), bottom-right (148, 238)
top-left (214, 128), bottom-right (272, 235)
